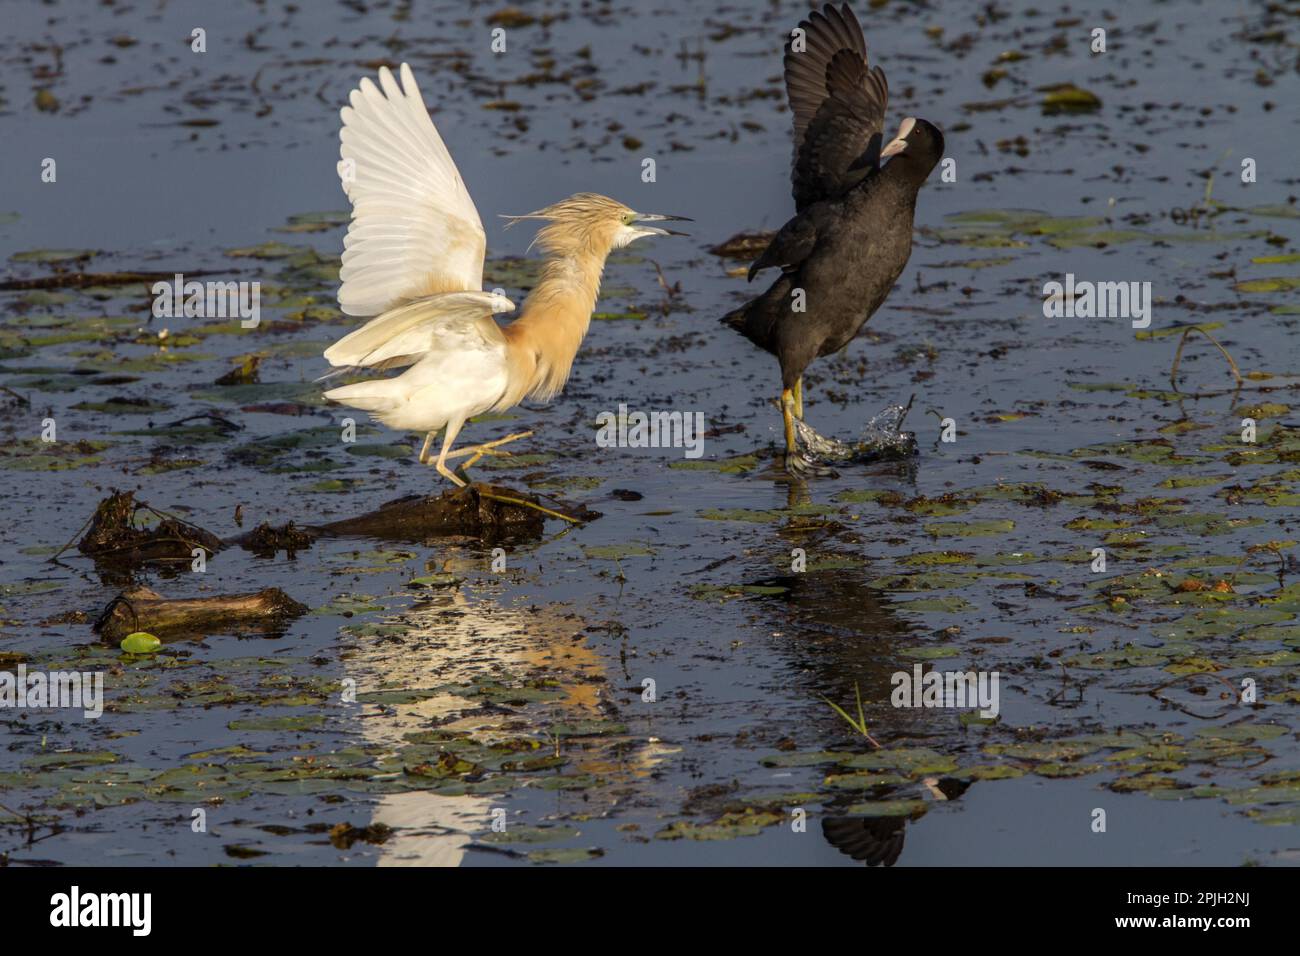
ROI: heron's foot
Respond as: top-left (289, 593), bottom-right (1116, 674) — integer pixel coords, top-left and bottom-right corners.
top-left (436, 459), bottom-right (468, 487)
top-left (442, 430), bottom-right (534, 462)
top-left (784, 450), bottom-right (839, 479)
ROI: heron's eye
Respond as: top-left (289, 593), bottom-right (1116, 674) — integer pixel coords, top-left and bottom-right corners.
top-left (623, 212), bottom-right (636, 225)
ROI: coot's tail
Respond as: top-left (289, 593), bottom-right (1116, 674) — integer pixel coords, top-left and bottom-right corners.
top-left (720, 281), bottom-right (785, 355)
top-left (720, 302), bottom-right (749, 336)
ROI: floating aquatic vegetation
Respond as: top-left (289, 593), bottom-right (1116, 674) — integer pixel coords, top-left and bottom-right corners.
top-left (120, 632), bottom-right (161, 654)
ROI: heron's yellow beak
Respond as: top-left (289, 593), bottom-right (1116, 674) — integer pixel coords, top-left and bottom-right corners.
top-left (633, 213), bottom-right (692, 237)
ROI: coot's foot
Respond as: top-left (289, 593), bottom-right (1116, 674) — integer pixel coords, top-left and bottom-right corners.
top-left (794, 419), bottom-right (856, 462)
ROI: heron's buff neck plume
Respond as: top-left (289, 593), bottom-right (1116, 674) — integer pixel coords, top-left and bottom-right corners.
top-left (499, 196), bottom-right (627, 407)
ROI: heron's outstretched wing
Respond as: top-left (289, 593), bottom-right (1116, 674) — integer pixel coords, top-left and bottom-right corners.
top-left (785, 3), bottom-right (889, 209)
top-left (323, 290), bottom-right (514, 370)
top-left (336, 63), bottom-right (487, 318)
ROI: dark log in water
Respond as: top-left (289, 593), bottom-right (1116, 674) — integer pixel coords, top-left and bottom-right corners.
top-left (231, 520), bottom-right (320, 557)
top-left (70, 483), bottom-right (597, 573)
top-left (228, 483), bottom-right (597, 554)
top-left (708, 230), bottom-right (777, 259)
top-left (318, 484), bottom-right (557, 540)
top-left (94, 586), bottom-right (309, 642)
top-left (75, 490), bottom-right (223, 567)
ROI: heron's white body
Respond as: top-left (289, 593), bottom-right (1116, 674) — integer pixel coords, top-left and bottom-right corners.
top-left (322, 64), bottom-right (516, 441)
top-left (324, 295), bottom-right (512, 433)
top-left (322, 63), bottom-right (680, 484)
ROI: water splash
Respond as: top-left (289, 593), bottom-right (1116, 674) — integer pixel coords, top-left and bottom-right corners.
top-left (795, 400), bottom-right (917, 464)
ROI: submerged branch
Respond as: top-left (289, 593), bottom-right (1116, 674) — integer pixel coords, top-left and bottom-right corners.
top-left (1169, 325), bottom-right (1244, 395)
top-left (94, 586), bottom-right (308, 642)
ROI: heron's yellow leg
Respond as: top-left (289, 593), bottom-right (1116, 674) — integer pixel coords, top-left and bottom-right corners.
top-left (793, 378), bottom-right (804, 420)
top-left (781, 388), bottom-right (797, 456)
top-left (434, 420), bottom-right (467, 488)
top-left (418, 432), bottom-right (435, 465)
top-left (442, 430), bottom-right (534, 463)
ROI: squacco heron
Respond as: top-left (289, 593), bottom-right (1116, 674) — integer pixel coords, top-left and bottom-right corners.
top-left (720, 3), bottom-right (943, 476)
top-left (322, 64), bottom-right (688, 486)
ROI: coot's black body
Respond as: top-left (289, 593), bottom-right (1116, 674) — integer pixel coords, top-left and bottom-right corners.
top-left (724, 158), bottom-right (937, 388)
top-left (721, 2), bottom-right (944, 471)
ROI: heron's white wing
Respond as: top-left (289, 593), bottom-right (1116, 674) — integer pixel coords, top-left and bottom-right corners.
top-left (324, 290), bottom-right (514, 369)
top-left (402, 319), bottom-right (513, 426)
top-left (337, 63), bottom-right (487, 317)
top-left (323, 306), bottom-right (510, 424)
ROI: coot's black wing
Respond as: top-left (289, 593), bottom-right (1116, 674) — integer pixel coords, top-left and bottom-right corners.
top-left (821, 816), bottom-right (905, 867)
top-left (746, 210), bottom-right (820, 280)
top-left (784, 3), bottom-right (889, 210)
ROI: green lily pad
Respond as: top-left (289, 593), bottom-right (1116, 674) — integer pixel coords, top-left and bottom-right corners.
top-left (120, 632), bottom-right (162, 654)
